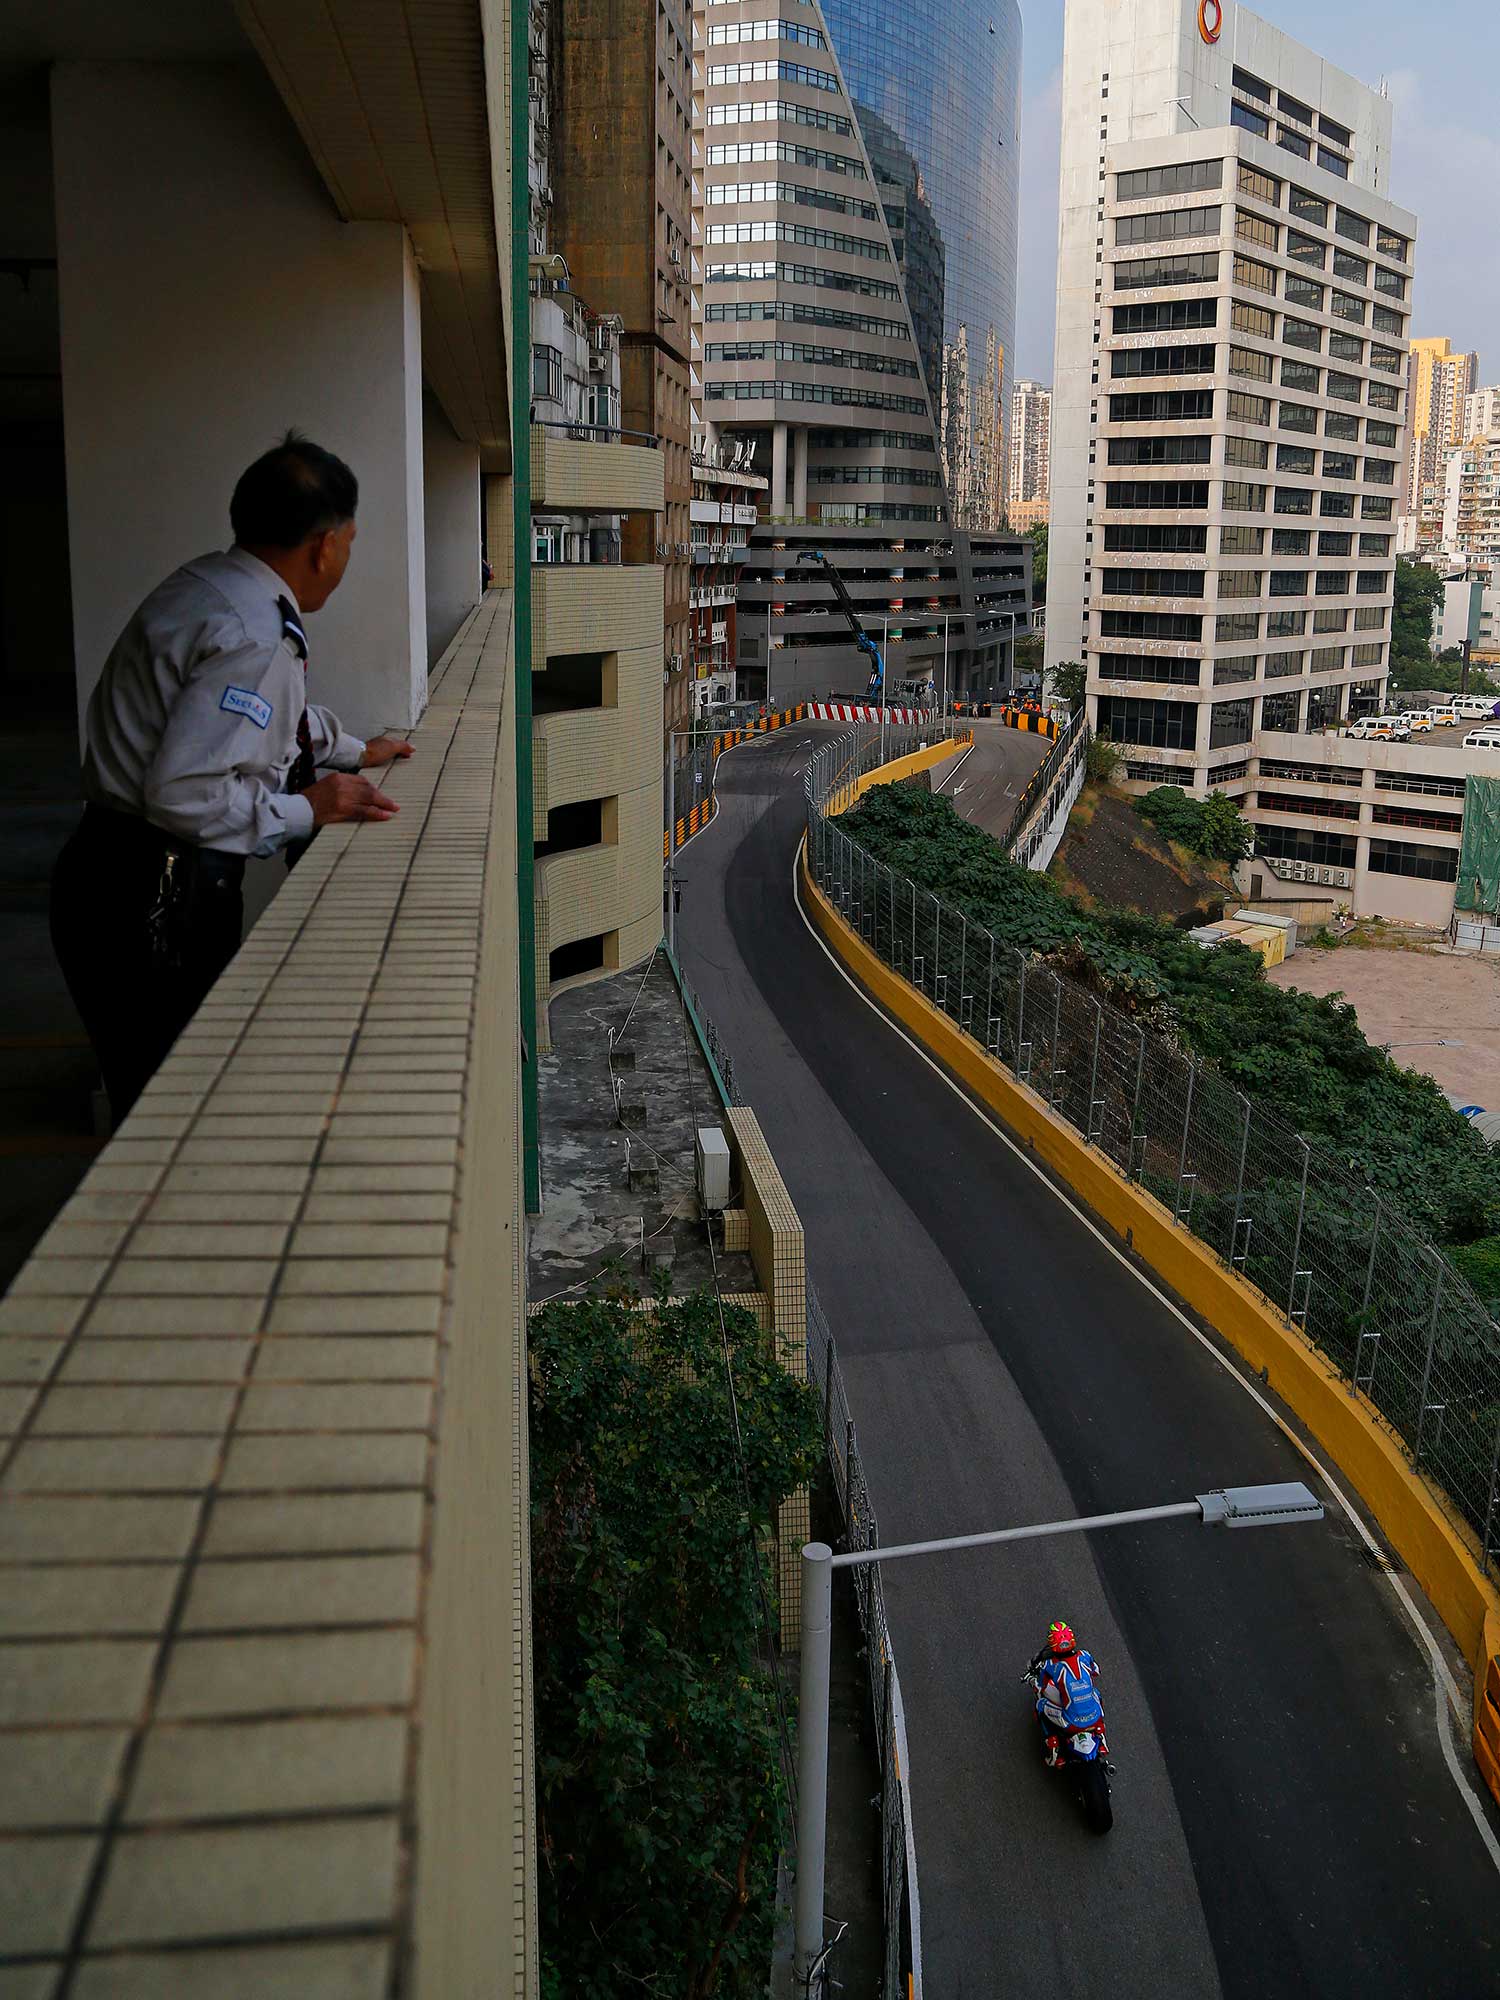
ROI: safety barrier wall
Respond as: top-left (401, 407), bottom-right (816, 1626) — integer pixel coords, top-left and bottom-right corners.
top-left (666, 704), bottom-right (807, 859)
top-left (998, 711), bottom-right (1091, 867)
top-left (804, 722), bottom-right (1500, 1801)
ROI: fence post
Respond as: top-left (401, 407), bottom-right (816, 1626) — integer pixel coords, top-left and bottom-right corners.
top-left (1230, 1093), bottom-right (1253, 1265)
top-left (1016, 956), bottom-right (1028, 1064)
top-left (1286, 1138), bottom-right (1311, 1323)
top-left (1482, 1410), bottom-right (1500, 1576)
top-left (1176, 1059), bottom-right (1197, 1189)
top-left (1088, 1000), bottom-right (1103, 1143)
top-left (1412, 1252), bottom-right (1445, 1470)
top-left (957, 913), bottom-right (967, 1017)
top-left (823, 1332), bottom-right (835, 1445)
top-left (933, 896), bottom-right (942, 1001)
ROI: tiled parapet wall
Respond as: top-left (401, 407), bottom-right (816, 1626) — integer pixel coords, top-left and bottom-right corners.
top-left (0, 592), bottom-right (536, 1996)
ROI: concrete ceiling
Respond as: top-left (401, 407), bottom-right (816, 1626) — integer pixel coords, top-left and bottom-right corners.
top-left (0, 1), bottom-right (247, 65)
top-left (236, 0), bottom-right (511, 472)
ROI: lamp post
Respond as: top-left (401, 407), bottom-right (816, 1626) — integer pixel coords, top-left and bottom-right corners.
top-left (942, 611), bottom-right (950, 725)
top-left (792, 1481), bottom-right (1325, 1990)
top-left (881, 613), bottom-right (889, 764)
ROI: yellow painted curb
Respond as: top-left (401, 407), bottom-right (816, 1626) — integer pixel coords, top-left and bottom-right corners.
top-left (799, 836), bottom-right (1500, 1801)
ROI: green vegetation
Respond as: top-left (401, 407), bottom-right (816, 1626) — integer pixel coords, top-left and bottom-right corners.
top-left (1013, 632), bottom-right (1045, 684)
top-left (1027, 520), bottom-right (1047, 602)
top-left (1389, 556), bottom-right (1444, 686)
top-left (531, 1287), bottom-right (822, 1999)
top-left (841, 783), bottom-right (1500, 1246)
top-left (1051, 658), bottom-right (1087, 716)
top-left (1084, 730), bottom-right (1121, 784)
top-left (1133, 785), bottom-right (1253, 862)
top-left (1394, 652), bottom-right (1500, 697)
top-left (1448, 1233), bottom-right (1500, 1305)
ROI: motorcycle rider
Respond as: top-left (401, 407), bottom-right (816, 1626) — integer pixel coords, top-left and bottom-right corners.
top-left (1028, 1620), bottom-right (1106, 1767)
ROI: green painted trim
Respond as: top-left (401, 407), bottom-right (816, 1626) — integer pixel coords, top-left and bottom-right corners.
top-left (511, 0), bottom-right (540, 1212)
top-left (661, 942), bottom-right (733, 1112)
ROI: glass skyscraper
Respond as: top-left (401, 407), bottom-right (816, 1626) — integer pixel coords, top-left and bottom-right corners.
top-left (822, 0), bottom-right (1023, 531)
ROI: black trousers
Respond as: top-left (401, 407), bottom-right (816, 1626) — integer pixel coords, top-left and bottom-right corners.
top-left (50, 806), bottom-right (245, 1125)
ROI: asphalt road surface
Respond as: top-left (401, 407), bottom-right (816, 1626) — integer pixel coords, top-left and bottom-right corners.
top-left (931, 715), bottom-right (1051, 838)
top-left (677, 727), bottom-right (1500, 2000)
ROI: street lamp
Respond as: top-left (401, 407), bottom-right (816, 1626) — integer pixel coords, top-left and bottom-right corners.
top-left (793, 1481), bottom-right (1324, 1989)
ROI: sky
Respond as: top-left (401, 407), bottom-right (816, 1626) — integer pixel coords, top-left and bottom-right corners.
top-left (1012, 0), bottom-right (1499, 385)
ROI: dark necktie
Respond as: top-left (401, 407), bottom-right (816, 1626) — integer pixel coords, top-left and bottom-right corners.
top-left (278, 596), bottom-right (315, 794)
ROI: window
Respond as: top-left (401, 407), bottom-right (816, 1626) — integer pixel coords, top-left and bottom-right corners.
top-left (1109, 390), bottom-right (1214, 421)
top-left (1236, 208), bottom-right (1278, 250)
top-left (1231, 102), bottom-right (1270, 139)
top-left (707, 99), bottom-right (854, 135)
top-left (1256, 823), bottom-right (1357, 868)
top-left (1377, 770), bottom-right (1466, 799)
top-left (1376, 227), bottom-right (1408, 260)
top-left (1114, 251), bottom-right (1220, 289)
top-left (1216, 612), bottom-right (1259, 641)
top-left (1352, 640), bottom-right (1386, 666)
top-left (706, 180), bottom-right (880, 219)
top-left (1364, 458), bottom-right (1397, 485)
top-left (1281, 359), bottom-right (1320, 392)
top-left (1363, 495), bottom-right (1394, 519)
top-left (1309, 645), bottom-right (1345, 672)
top-left (1226, 391), bottom-right (1272, 425)
top-left (1104, 523), bottom-right (1208, 552)
top-left (1331, 292), bottom-right (1366, 325)
top-left (1233, 254), bottom-right (1277, 294)
top-left (1359, 534), bottom-right (1391, 557)
top-left (1221, 524), bottom-right (1264, 553)
top-left (1277, 444), bottom-right (1316, 473)
top-left (1102, 567), bottom-right (1206, 598)
top-left (1261, 689), bottom-right (1303, 730)
top-left (1313, 607), bottom-right (1348, 632)
top-left (707, 59), bottom-right (840, 90)
top-left (707, 379), bottom-right (926, 412)
top-left (1289, 188), bottom-right (1327, 227)
top-left (1116, 205), bottom-right (1221, 244)
top-left (531, 344), bottom-right (563, 401)
top-left (1284, 274), bottom-right (1325, 309)
top-left (1112, 344), bottom-right (1216, 376)
top-left (1278, 91), bottom-right (1314, 126)
top-left (706, 221), bottom-right (891, 260)
top-left (1354, 605), bottom-right (1386, 629)
top-left (1334, 208), bottom-right (1370, 245)
top-left (1114, 297), bottom-right (1218, 332)
top-left (1231, 301), bottom-right (1275, 338)
top-left (1323, 411), bottom-right (1360, 441)
top-left (1372, 803), bottom-right (1464, 834)
top-left (1264, 650), bottom-right (1303, 678)
top-left (1328, 332), bottom-right (1364, 363)
top-left (1321, 116), bottom-right (1353, 148)
top-left (1269, 570), bottom-right (1308, 596)
top-left (1223, 481), bottom-right (1267, 511)
top-left (1323, 452), bottom-right (1357, 481)
top-left (1108, 436), bottom-right (1213, 466)
top-left (1277, 132), bottom-right (1311, 161)
top-left (1262, 758), bottom-right (1361, 788)
top-left (1315, 571), bottom-right (1350, 595)
top-left (1317, 532), bottom-right (1352, 555)
top-left (1327, 372), bottom-right (1363, 402)
top-left (1097, 653), bottom-right (1203, 684)
top-left (1317, 148), bottom-right (1350, 179)
top-left (707, 18), bottom-right (828, 45)
top-left (707, 259), bottom-right (903, 302)
top-left (1233, 67), bottom-right (1271, 102)
top-left (1372, 306), bottom-right (1405, 338)
top-left (1258, 787), bottom-right (1358, 818)
top-left (1272, 529), bottom-right (1310, 555)
top-left (705, 338), bottom-right (916, 376)
top-left (1267, 609), bottom-right (1308, 636)
top-left (1100, 610), bottom-right (1203, 640)
top-left (1283, 317), bottom-right (1322, 351)
top-left (1366, 421), bottom-right (1398, 449)
top-left (1287, 230), bottom-right (1325, 266)
top-left (708, 299), bottom-right (905, 337)
top-left (1214, 656), bottom-right (1258, 683)
top-left (1332, 249), bottom-right (1369, 285)
top-left (1237, 163), bottom-right (1281, 203)
top-left (1095, 694), bottom-right (1196, 748)
top-left (1210, 698), bottom-right (1254, 747)
top-left (1230, 345), bottom-right (1274, 382)
top-left (1374, 266), bottom-right (1406, 299)
top-left (1225, 435), bottom-right (1269, 468)
top-left (1370, 345), bottom-right (1403, 375)
top-left (1106, 479), bottom-right (1211, 507)
top-left (1219, 570), bottom-right (1261, 598)
top-left (1367, 382), bottom-right (1401, 412)
top-left (1368, 840), bottom-right (1458, 882)
top-left (1117, 160), bottom-right (1223, 199)
top-left (1274, 488), bottom-right (1313, 515)
top-left (1356, 570), bottom-right (1387, 594)
top-left (1279, 402), bottom-right (1317, 433)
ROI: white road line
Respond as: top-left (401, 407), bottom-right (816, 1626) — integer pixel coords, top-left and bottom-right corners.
top-left (790, 840), bottom-right (1500, 1872)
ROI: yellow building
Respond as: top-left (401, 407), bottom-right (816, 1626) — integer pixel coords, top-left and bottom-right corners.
top-left (1406, 337), bottom-right (1480, 544)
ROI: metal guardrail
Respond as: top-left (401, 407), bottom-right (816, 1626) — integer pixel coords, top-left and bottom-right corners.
top-left (806, 1286), bottom-right (921, 2000)
top-left (531, 416), bottom-right (660, 448)
top-left (997, 709), bottom-right (1091, 860)
top-left (806, 722), bottom-right (1500, 1575)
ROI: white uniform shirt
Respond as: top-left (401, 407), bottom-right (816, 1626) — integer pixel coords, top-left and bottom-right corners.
top-left (82, 547), bottom-right (365, 856)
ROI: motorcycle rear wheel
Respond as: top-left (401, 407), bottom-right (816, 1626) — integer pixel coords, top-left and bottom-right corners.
top-left (1079, 1760), bottom-right (1113, 1835)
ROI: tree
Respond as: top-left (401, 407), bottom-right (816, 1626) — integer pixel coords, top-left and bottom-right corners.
top-left (1390, 556), bottom-right (1445, 683)
top-left (1051, 658), bottom-right (1087, 714)
top-left (1133, 785), bottom-right (1252, 861)
top-left (1027, 521), bottom-right (1048, 604)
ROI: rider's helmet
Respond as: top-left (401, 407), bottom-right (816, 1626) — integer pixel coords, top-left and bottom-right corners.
top-left (1045, 1620), bottom-right (1078, 1657)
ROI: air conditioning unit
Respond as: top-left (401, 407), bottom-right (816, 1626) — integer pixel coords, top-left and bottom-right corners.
top-left (695, 1126), bottom-right (731, 1212)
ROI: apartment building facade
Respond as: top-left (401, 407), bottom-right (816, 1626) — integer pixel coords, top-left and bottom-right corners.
top-left (1443, 435), bottom-right (1500, 566)
top-left (1464, 386), bottom-right (1500, 441)
top-left (1008, 377), bottom-right (1052, 529)
top-left (1404, 336), bottom-right (1478, 547)
top-left (1048, 0), bottom-right (1414, 827)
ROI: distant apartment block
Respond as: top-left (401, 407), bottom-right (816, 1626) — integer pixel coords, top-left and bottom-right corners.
top-left (1463, 385), bottom-right (1500, 442)
top-left (1403, 337), bottom-right (1479, 548)
top-left (1007, 377), bottom-right (1051, 529)
top-left (1443, 436), bottom-right (1500, 565)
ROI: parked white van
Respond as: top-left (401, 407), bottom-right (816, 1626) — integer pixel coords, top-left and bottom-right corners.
top-left (1348, 714), bottom-right (1411, 740)
top-left (1456, 695), bottom-right (1500, 721)
top-left (1403, 709), bottom-right (1435, 732)
top-left (1464, 728), bottom-right (1500, 752)
top-left (1428, 704), bottom-right (1459, 728)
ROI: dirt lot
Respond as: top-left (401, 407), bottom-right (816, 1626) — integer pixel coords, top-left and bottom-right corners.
top-left (1268, 940), bottom-right (1500, 1110)
top-left (1051, 787), bottom-right (1230, 921)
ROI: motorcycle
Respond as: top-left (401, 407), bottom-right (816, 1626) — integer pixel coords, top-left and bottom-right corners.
top-left (1022, 1668), bottom-right (1115, 1835)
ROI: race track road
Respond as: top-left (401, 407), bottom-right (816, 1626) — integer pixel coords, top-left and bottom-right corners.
top-left (675, 728), bottom-right (1500, 1999)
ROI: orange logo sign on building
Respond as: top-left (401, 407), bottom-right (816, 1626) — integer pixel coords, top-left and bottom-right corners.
top-left (1198, 0), bottom-right (1223, 42)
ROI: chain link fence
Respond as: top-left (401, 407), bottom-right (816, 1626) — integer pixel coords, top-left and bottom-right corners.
top-left (806, 1285), bottom-right (921, 2000)
top-left (807, 721), bottom-right (1500, 1575)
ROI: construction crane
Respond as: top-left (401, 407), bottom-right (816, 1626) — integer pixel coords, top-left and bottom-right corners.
top-left (796, 548), bottom-right (884, 699)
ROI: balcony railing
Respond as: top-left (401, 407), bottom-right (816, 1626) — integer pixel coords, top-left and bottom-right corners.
top-left (532, 416), bottom-right (659, 448)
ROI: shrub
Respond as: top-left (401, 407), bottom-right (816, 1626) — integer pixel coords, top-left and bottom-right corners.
top-left (1085, 732), bottom-right (1121, 784)
top-left (1133, 785), bottom-right (1252, 862)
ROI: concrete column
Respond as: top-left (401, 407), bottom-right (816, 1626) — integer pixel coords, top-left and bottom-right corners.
top-left (423, 389), bottom-right (481, 665)
top-left (792, 425), bottom-right (808, 518)
top-left (771, 422), bottom-right (788, 515)
top-left (52, 61), bottom-right (428, 736)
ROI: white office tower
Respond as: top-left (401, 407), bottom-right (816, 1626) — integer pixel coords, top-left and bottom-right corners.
top-left (1047, 0), bottom-right (1416, 807)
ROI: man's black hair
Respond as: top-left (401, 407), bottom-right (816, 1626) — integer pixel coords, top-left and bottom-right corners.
top-left (230, 431), bottom-right (358, 550)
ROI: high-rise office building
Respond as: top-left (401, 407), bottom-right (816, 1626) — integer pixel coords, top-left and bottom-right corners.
top-left (691, 0), bottom-right (1030, 701)
top-left (821, 0), bottom-right (1023, 531)
top-left (1008, 378), bottom-right (1052, 529)
top-left (1047, 0), bottom-right (1415, 834)
top-left (1403, 337), bottom-right (1479, 548)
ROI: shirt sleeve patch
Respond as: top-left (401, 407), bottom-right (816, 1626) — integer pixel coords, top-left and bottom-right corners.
top-left (220, 685), bottom-right (274, 730)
